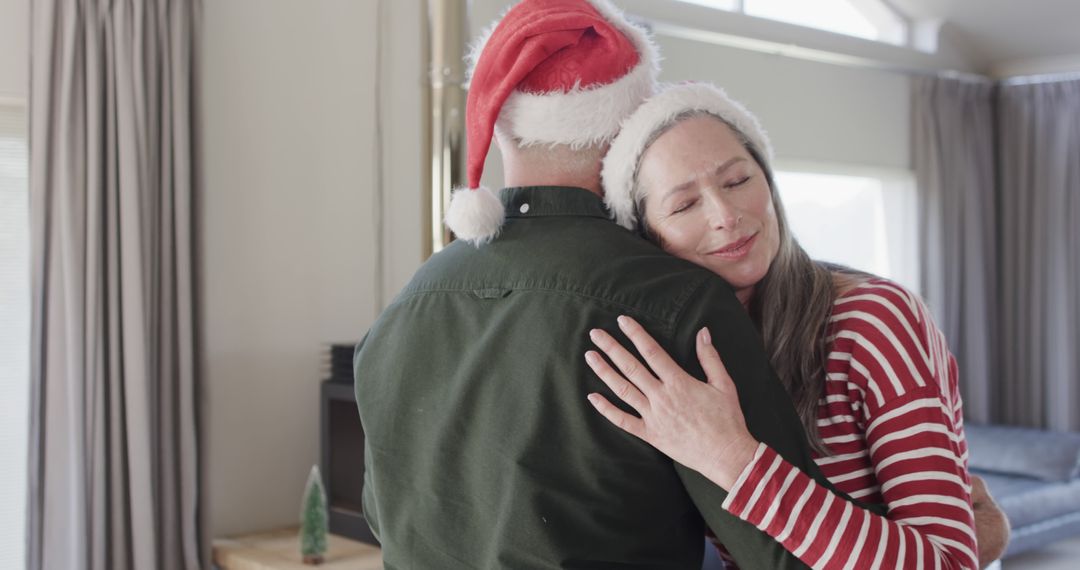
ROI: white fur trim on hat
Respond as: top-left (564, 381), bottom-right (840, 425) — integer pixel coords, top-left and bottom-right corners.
top-left (601, 82), bottom-right (774, 230)
top-left (469, 0), bottom-right (661, 147)
top-left (497, 60), bottom-right (656, 148)
top-left (445, 186), bottom-right (506, 246)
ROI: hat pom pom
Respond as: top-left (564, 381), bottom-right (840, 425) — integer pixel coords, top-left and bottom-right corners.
top-left (445, 186), bottom-right (505, 246)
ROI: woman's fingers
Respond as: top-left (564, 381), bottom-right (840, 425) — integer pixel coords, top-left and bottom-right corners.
top-left (585, 351), bottom-right (650, 413)
top-left (614, 316), bottom-right (685, 382)
top-left (588, 327), bottom-right (661, 394)
top-left (696, 327), bottom-right (734, 391)
top-left (587, 393), bottom-right (647, 440)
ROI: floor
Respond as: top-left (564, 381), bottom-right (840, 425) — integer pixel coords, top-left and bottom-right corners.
top-left (209, 531), bottom-right (1080, 570)
top-left (1006, 536), bottom-right (1080, 569)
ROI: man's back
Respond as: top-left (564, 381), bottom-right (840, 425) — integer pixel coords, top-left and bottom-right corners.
top-left (355, 187), bottom-right (823, 569)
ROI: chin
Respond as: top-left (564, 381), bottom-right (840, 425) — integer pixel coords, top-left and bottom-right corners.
top-left (711, 261), bottom-right (767, 292)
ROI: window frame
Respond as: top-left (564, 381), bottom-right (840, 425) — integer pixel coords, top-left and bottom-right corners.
top-left (678, 0), bottom-right (913, 47)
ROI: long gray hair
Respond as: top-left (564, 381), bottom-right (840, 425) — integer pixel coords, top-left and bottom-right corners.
top-left (636, 112), bottom-right (842, 456)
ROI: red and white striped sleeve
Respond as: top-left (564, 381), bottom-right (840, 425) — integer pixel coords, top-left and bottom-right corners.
top-left (719, 283), bottom-right (978, 570)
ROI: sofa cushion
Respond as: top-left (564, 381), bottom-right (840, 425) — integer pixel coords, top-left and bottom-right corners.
top-left (966, 424), bottom-right (1080, 482)
top-left (974, 471), bottom-right (1080, 529)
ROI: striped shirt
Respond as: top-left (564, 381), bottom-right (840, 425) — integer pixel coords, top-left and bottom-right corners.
top-left (718, 278), bottom-right (978, 570)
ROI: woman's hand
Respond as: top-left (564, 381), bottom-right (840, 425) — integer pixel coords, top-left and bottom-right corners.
top-left (585, 315), bottom-right (760, 490)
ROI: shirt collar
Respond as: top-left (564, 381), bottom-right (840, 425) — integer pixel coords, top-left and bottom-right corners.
top-left (500, 186), bottom-right (611, 220)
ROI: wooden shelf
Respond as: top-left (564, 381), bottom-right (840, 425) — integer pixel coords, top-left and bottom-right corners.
top-left (213, 527), bottom-right (382, 570)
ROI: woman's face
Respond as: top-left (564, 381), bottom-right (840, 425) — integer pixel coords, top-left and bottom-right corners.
top-left (639, 115), bottom-right (780, 304)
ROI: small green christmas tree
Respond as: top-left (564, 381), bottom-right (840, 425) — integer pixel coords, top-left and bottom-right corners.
top-left (300, 465), bottom-right (328, 565)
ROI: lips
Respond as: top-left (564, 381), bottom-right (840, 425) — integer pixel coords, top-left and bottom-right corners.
top-left (708, 233), bottom-right (758, 260)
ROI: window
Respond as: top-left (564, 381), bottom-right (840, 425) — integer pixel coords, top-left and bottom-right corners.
top-left (775, 166), bottom-right (919, 293)
top-left (680, 0), bottom-right (739, 10)
top-left (680, 0), bottom-right (909, 46)
top-left (0, 102), bottom-right (29, 570)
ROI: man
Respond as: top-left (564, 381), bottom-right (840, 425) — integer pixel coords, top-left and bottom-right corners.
top-left (354, 1), bottom-right (869, 568)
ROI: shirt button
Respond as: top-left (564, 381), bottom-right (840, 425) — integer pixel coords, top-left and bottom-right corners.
top-left (519, 203), bottom-right (530, 214)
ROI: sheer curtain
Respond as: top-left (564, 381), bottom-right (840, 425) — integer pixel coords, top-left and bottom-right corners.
top-left (912, 75), bottom-right (999, 423)
top-left (997, 77), bottom-right (1080, 430)
top-left (26, 1), bottom-right (204, 569)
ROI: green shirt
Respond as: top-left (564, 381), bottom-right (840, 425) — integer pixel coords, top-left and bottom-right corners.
top-left (355, 186), bottom-right (850, 569)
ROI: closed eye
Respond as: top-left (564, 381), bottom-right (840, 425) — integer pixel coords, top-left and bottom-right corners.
top-left (671, 198), bottom-right (698, 214)
top-left (725, 175), bottom-right (751, 189)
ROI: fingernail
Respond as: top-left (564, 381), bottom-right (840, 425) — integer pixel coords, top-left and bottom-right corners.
top-left (584, 351), bottom-right (597, 364)
top-left (617, 315), bottom-right (629, 328)
top-left (589, 329), bottom-right (601, 342)
top-left (699, 327), bottom-right (711, 345)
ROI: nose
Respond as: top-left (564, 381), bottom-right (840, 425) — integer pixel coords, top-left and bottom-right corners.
top-left (703, 190), bottom-right (741, 230)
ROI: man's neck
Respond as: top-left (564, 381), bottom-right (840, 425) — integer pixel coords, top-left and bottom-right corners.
top-left (498, 139), bottom-right (607, 197)
top-left (503, 173), bottom-right (603, 196)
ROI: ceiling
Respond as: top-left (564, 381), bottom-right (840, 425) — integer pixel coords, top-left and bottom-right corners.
top-left (889, 0), bottom-right (1080, 65)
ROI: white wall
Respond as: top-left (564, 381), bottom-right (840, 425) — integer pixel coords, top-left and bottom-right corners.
top-left (992, 53), bottom-right (1080, 78)
top-left (201, 0), bottom-right (423, 538)
top-left (0, 0), bottom-right (29, 100)
top-left (658, 37), bottom-right (912, 170)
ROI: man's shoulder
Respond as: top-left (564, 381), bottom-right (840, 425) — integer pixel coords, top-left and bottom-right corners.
top-left (401, 219), bottom-right (731, 322)
top-left (421, 217), bottom-right (720, 279)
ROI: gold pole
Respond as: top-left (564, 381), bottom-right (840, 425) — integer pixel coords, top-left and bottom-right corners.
top-left (423, 0), bottom-right (469, 258)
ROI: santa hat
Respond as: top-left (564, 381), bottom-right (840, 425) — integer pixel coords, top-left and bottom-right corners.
top-left (445, 0), bottom-right (660, 245)
top-left (602, 82), bottom-right (774, 230)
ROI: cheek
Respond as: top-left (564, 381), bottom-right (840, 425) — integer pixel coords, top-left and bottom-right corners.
top-left (761, 198), bottom-right (782, 259)
top-left (763, 200), bottom-right (778, 233)
top-left (652, 215), bottom-right (704, 257)
top-left (744, 186), bottom-right (778, 232)
top-left (750, 185), bottom-right (774, 216)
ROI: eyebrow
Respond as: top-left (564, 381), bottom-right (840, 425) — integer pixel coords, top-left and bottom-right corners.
top-left (662, 156), bottom-right (748, 205)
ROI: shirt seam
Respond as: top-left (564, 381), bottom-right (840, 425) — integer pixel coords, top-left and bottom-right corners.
top-left (392, 284), bottom-right (681, 325)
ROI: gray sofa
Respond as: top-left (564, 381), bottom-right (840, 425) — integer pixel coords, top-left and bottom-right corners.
top-left (966, 423), bottom-right (1080, 558)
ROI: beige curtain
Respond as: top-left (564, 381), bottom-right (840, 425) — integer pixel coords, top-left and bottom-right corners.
top-left (997, 77), bottom-right (1080, 430)
top-left (915, 74), bottom-right (1080, 429)
top-left (912, 76), bottom-right (998, 423)
top-left (27, 1), bottom-right (204, 569)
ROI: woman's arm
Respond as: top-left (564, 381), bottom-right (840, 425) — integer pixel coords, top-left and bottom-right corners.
top-left (716, 481), bottom-right (1007, 570)
top-left (586, 313), bottom-right (979, 570)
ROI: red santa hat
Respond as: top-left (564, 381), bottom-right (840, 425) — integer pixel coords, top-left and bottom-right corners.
top-left (445, 0), bottom-right (660, 245)
top-left (601, 82), bottom-right (774, 230)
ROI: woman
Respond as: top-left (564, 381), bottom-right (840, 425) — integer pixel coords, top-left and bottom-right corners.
top-left (583, 83), bottom-right (1005, 569)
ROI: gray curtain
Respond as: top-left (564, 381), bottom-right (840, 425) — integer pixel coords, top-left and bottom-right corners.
top-left (912, 76), bottom-right (999, 423)
top-left (27, 1), bottom-right (203, 569)
top-left (997, 78), bottom-right (1080, 430)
